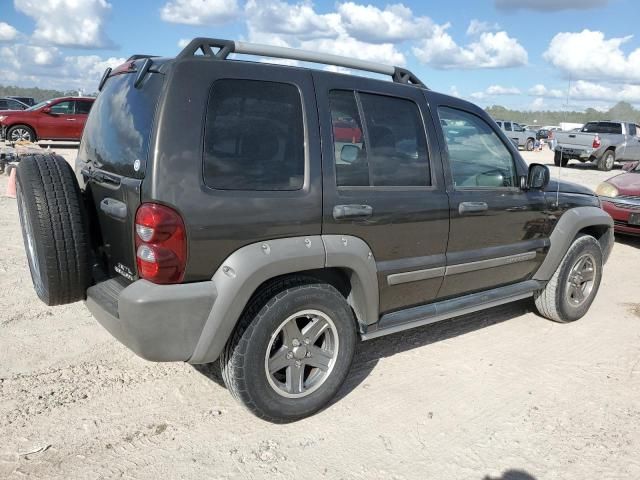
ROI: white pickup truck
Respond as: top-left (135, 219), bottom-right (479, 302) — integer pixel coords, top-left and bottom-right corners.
top-left (553, 120), bottom-right (640, 171)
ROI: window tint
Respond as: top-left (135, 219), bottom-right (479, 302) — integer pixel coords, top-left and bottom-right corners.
top-left (7, 99), bottom-right (24, 110)
top-left (329, 90), bottom-right (430, 187)
top-left (204, 80), bottom-right (304, 191)
top-left (0, 100), bottom-right (7, 109)
top-left (504, 122), bottom-right (512, 131)
top-left (50, 101), bottom-right (74, 114)
top-left (628, 123), bottom-right (637, 137)
top-left (438, 107), bottom-right (517, 188)
top-left (75, 100), bottom-right (93, 114)
top-left (582, 122), bottom-right (622, 134)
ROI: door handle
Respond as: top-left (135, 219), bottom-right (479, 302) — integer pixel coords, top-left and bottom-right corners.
top-left (459, 201), bottom-right (488, 215)
top-left (66, 118), bottom-right (76, 121)
top-left (333, 204), bottom-right (373, 220)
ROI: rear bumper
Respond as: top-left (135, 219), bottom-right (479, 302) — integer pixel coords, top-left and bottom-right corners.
top-left (86, 278), bottom-right (216, 362)
top-left (602, 198), bottom-right (640, 236)
top-left (554, 145), bottom-right (596, 159)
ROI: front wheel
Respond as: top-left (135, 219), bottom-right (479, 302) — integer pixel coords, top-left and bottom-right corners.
top-left (7, 125), bottom-right (35, 143)
top-left (554, 150), bottom-right (568, 167)
top-left (221, 279), bottom-right (356, 422)
top-left (534, 235), bottom-right (603, 323)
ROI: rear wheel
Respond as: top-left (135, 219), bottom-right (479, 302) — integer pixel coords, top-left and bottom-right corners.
top-left (534, 235), bottom-right (603, 323)
top-left (7, 125), bottom-right (35, 143)
top-left (525, 138), bottom-right (535, 151)
top-left (221, 278), bottom-right (356, 422)
top-left (597, 150), bottom-right (615, 171)
top-left (16, 154), bottom-right (90, 305)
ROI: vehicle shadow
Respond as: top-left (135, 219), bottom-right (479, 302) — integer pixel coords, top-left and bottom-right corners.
top-left (543, 161), bottom-right (622, 171)
top-left (193, 299), bottom-right (533, 410)
top-left (482, 469), bottom-right (537, 480)
top-left (615, 233), bottom-right (640, 248)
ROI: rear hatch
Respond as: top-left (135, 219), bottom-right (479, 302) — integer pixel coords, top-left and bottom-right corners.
top-left (76, 60), bottom-right (164, 281)
top-left (554, 130), bottom-right (595, 149)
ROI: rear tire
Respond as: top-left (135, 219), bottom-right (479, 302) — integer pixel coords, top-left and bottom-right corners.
top-left (7, 125), bottom-right (35, 143)
top-left (597, 150), bottom-right (615, 171)
top-left (221, 277), bottom-right (356, 423)
top-left (16, 154), bottom-right (90, 306)
top-left (534, 235), bottom-right (603, 323)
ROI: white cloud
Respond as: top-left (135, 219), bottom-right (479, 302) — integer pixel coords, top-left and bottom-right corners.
top-left (177, 38), bottom-right (190, 48)
top-left (413, 24), bottom-right (527, 69)
top-left (244, 0), bottom-right (406, 66)
top-left (528, 84), bottom-right (564, 97)
top-left (14, 0), bottom-right (114, 48)
top-left (0, 22), bottom-right (19, 42)
top-left (529, 97), bottom-right (545, 110)
top-left (160, 0), bottom-right (240, 25)
top-left (495, 0), bottom-right (608, 11)
top-left (0, 44), bottom-right (125, 91)
top-left (337, 2), bottom-right (434, 43)
top-left (543, 30), bottom-right (640, 83)
top-left (529, 81), bottom-right (640, 104)
top-left (466, 19), bottom-right (499, 36)
top-left (470, 84), bottom-right (521, 100)
top-left (449, 85), bottom-right (461, 97)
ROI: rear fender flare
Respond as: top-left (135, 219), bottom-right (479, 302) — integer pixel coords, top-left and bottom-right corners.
top-left (188, 235), bottom-right (379, 364)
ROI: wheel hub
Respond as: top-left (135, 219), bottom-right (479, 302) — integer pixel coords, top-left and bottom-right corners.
top-left (565, 253), bottom-right (596, 307)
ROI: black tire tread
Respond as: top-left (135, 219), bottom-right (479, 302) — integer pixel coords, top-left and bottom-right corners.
top-left (220, 276), bottom-right (345, 423)
top-left (16, 154), bottom-right (89, 305)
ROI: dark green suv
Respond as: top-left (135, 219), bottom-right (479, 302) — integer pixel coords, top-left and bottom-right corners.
top-left (16, 38), bottom-right (613, 422)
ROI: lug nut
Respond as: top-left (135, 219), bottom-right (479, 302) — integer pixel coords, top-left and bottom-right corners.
top-left (304, 338), bottom-right (310, 345)
top-left (305, 351), bottom-right (312, 358)
top-left (286, 352), bottom-right (293, 359)
top-left (295, 360), bottom-right (301, 367)
top-left (292, 339), bottom-right (300, 347)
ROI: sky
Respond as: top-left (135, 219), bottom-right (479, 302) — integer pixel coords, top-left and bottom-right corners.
top-left (1, 0), bottom-right (639, 111)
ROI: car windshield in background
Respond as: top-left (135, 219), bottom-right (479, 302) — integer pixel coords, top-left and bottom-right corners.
top-left (581, 122), bottom-right (622, 134)
top-left (26, 100), bottom-right (51, 111)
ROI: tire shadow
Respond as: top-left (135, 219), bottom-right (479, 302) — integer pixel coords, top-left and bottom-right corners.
top-left (482, 470), bottom-right (537, 480)
top-left (615, 233), bottom-right (640, 248)
top-left (192, 299), bottom-right (533, 407)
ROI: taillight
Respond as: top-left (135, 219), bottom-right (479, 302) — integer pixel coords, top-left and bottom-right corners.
top-left (134, 203), bottom-right (187, 284)
top-left (592, 135), bottom-right (601, 148)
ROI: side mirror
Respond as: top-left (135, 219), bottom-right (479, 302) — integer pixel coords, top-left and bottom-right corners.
top-left (527, 163), bottom-right (550, 190)
top-left (622, 161), bottom-right (639, 172)
top-left (42, 107), bottom-right (51, 114)
top-left (340, 144), bottom-right (359, 164)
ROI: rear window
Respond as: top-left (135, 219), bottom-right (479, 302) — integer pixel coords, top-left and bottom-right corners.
top-left (203, 80), bottom-right (304, 191)
top-left (79, 71), bottom-right (163, 179)
top-left (582, 122), bottom-right (622, 134)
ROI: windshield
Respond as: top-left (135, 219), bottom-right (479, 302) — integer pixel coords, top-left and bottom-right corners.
top-left (26, 100), bottom-right (51, 111)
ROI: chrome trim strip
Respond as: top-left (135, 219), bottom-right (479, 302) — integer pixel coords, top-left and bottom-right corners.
top-left (602, 196), bottom-right (640, 208)
top-left (445, 251), bottom-right (537, 276)
top-left (387, 266), bottom-right (445, 286)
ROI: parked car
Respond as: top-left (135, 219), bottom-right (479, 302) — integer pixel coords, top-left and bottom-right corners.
top-left (0, 97), bottom-right (29, 111)
top-left (0, 96), bottom-right (94, 142)
top-left (7, 96), bottom-right (36, 107)
top-left (494, 120), bottom-right (537, 151)
top-left (16, 38), bottom-right (613, 422)
top-left (537, 126), bottom-right (560, 140)
top-left (597, 161), bottom-right (640, 236)
top-left (553, 120), bottom-right (640, 171)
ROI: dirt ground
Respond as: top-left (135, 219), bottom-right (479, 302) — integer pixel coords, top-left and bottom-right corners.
top-left (1, 146), bottom-right (640, 480)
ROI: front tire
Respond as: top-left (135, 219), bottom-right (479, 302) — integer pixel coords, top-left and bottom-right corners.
top-left (554, 150), bottom-right (568, 167)
top-left (534, 235), bottom-right (603, 323)
top-left (7, 125), bottom-right (35, 143)
top-left (221, 278), bottom-right (356, 422)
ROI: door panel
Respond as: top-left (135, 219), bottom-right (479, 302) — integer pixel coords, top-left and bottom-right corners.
top-left (314, 72), bottom-right (450, 316)
top-left (38, 100), bottom-right (75, 139)
top-left (433, 99), bottom-right (550, 298)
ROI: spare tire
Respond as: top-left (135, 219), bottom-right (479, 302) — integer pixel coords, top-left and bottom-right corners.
top-left (16, 154), bottom-right (90, 306)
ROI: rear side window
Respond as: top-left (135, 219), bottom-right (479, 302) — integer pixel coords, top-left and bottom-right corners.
top-left (328, 90), bottom-right (430, 187)
top-left (75, 100), bottom-right (93, 114)
top-left (204, 80), bottom-right (304, 191)
top-left (628, 123), bottom-right (637, 137)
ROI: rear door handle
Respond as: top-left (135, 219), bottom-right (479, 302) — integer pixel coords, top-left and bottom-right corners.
top-left (458, 201), bottom-right (488, 215)
top-left (333, 204), bottom-right (373, 220)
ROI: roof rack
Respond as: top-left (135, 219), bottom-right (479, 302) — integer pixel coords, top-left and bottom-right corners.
top-left (176, 37), bottom-right (426, 88)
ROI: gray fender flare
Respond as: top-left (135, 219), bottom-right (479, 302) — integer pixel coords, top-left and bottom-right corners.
top-left (533, 206), bottom-right (613, 281)
top-left (188, 235), bottom-right (378, 364)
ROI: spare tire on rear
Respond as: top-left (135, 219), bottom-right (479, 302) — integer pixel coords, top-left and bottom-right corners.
top-left (16, 154), bottom-right (90, 306)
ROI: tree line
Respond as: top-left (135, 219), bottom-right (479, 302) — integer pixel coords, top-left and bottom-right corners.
top-left (0, 84), bottom-right (97, 102)
top-left (486, 101), bottom-right (640, 126)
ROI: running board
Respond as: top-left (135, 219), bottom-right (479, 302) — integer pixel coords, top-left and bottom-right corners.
top-left (361, 280), bottom-right (543, 340)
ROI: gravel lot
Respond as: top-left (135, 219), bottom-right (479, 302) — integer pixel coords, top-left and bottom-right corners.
top-left (1, 146), bottom-right (640, 479)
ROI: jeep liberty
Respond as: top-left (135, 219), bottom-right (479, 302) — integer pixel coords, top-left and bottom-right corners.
top-left (16, 38), bottom-right (614, 422)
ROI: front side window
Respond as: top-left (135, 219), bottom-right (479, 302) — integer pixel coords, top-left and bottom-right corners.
top-left (504, 122), bottom-right (512, 131)
top-left (438, 107), bottom-right (517, 188)
top-left (50, 101), bottom-right (74, 115)
top-left (203, 80), bottom-right (304, 191)
top-left (75, 100), bottom-right (93, 114)
top-left (329, 90), bottom-right (430, 187)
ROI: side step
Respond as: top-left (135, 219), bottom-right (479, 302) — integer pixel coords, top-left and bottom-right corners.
top-left (361, 280), bottom-right (543, 340)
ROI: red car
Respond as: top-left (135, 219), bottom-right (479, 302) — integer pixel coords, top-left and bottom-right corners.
top-left (597, 161), bottom-right (640, 236)
top-left (0, 96), bottom-right (94, 142)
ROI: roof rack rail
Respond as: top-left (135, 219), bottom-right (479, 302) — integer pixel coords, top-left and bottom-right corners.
top-left (126, 54), bottom-right (158, 61)
top-left (176, 37), bottom-right (426, 88)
